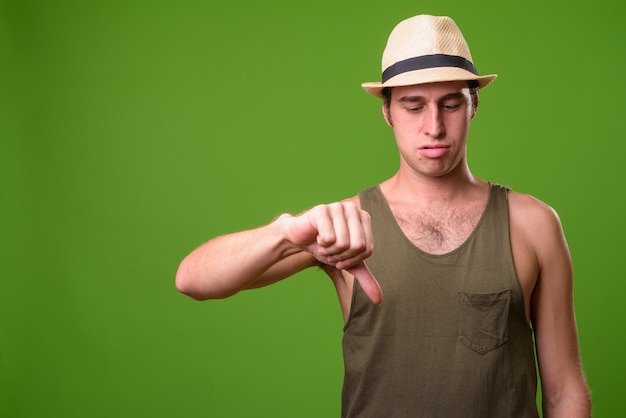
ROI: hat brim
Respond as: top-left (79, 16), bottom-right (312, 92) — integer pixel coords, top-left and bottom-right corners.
top-left (362, 67), bottom-right (497, 98)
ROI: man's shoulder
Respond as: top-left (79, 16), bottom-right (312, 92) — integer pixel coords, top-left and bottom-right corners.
top-left (339, 185), bottom-right (380, 209)
top-left (507, 189), bottom-right (563, 236)
top-left (340, 195), bottom-right (361, 207)
top-left (507, 189), bottom-right (556, 214)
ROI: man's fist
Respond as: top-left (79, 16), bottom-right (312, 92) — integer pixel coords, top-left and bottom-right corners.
top-left (279, 201), bottom-right (382, 304)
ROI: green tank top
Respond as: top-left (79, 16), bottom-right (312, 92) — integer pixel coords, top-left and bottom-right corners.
top-left (342, 183), bottom-right (538, 417)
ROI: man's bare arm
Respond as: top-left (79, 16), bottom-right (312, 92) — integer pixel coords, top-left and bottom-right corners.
top-left (175, 201), bottom-right (382, 303)
top-left (520, 197), bottom-right (591, 417)
top-left (176, 219), bottom-right (308, 300)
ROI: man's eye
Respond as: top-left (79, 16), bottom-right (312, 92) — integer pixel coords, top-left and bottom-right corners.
top-left (441, 103), bottom-right (461, 112)
top-left (407, 106), bottom-right (423, 113)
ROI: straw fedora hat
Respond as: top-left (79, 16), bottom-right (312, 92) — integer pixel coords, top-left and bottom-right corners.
top-left (362, 15), bottom-right (497, 98)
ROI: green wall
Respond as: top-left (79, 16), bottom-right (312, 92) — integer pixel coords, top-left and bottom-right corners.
top-left (2, 0), bottom-right (624, 416)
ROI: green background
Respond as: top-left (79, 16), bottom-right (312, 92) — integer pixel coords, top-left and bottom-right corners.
top-left (2, 0), bottom-right (624, 416)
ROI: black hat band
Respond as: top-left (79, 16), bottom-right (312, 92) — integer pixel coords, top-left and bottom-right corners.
top-left (382, 54), bottom-right (478, 83)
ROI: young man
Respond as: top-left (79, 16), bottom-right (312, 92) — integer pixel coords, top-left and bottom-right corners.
top-left (176, 15), bottom-right (591, 417)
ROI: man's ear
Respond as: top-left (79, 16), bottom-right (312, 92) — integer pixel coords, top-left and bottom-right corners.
top-left (382, 102), bottom-right (393, 127)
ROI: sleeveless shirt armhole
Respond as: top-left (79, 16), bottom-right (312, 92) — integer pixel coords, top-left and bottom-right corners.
top-left (343, 186), bottom-right (381, 331)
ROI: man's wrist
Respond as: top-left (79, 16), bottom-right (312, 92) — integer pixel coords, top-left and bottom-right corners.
top-left (269, 213), bottom-right (303, 257)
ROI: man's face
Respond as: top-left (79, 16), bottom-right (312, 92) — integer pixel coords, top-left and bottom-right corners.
top-left (383, 81), bottom-right (477, 180)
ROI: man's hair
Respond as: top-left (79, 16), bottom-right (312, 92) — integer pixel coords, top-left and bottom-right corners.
top-left (382, 87), bottom-right (393, 107)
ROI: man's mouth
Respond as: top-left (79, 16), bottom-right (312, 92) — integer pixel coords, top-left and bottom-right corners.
top-left (418, 145), bottom-right (450, 158)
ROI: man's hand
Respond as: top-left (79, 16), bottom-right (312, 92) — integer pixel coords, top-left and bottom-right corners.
top-left (345, 262), bottom-right (383, 305)
top-left (278, 201), bottom-right (383, 304)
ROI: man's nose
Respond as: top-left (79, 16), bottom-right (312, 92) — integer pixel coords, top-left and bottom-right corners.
top-left (424, 107), bottom-right (445, 138)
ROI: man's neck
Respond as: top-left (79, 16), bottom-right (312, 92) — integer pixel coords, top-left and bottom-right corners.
top-left (381, 167), bottom-right (485, 207)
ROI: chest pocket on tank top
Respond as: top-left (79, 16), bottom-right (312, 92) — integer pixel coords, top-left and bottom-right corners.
top-left (457, 290), bottom-right (511, 354)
